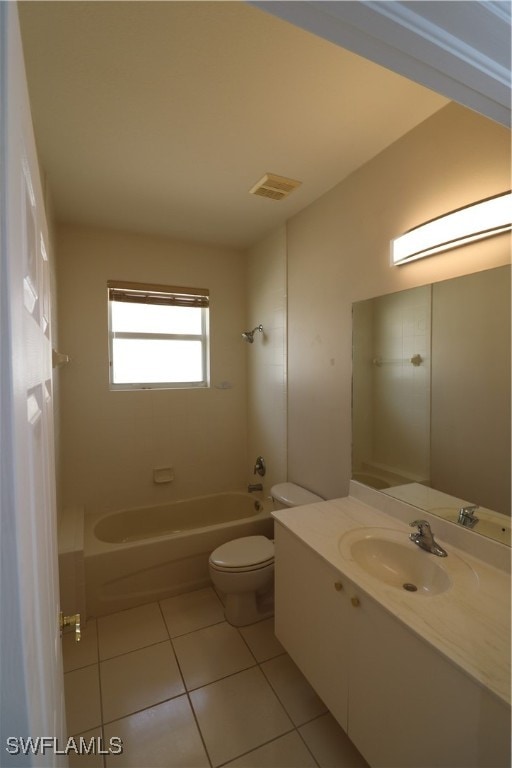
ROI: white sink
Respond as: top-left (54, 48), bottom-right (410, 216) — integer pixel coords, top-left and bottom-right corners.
top-left (339, 528), bottom-right (452, 595)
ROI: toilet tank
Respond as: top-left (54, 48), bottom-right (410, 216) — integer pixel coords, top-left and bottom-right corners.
top-left (270, 482), bottom-right (323, 509)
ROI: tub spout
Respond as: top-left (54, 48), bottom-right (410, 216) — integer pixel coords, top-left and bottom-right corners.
top-left (248, 483), bottom-right (263, 493)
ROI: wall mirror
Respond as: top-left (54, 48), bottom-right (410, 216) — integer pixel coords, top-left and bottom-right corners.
top-left (352, 265), bottom-right (511, 546)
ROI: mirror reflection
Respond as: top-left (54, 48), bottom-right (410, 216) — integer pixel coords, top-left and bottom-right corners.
top-left (352, 265), bottom-right (511, 546)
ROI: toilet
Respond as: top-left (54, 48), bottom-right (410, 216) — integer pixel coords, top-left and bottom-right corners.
top-left (208, 483), bottom-right (323, 626)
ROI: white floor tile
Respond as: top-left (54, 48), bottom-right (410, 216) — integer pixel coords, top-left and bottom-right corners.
top-left (261, 654), bottom-right (327, 726)
top-left (64, 593), bottom-right (369, 768)
top-left (104, 696), bottom-right (210, 768)
top-left (172, 621), bottom-right (255, 690)
top-left (160, 587), bottom-right (224, 637)
top-left (100, 641), bottom-right (185, 723)
top-left (190, 666), bottom-right (293, 767)
top-left (65, 665), bottom-right (102, 736)
top-left (225, 731), bottom-right (317, 767)
top-left (98, 603), bottom-right (168, 660)
top-left (299, 713), bottom-right (369, 768)
top-left (239, 618), bottom-right (285, 662)
top-left (63, 620), bottom-right (98, 673)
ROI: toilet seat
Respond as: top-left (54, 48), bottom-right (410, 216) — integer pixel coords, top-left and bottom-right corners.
top-left (209, 535), bottom-right (274, 573)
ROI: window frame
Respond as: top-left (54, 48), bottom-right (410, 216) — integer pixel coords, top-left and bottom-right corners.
top-left (107, 280), bottom-right (210, 391)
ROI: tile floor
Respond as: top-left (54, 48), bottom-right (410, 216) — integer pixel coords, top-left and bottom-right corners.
top-left (63, 587), bottom-right (369, 768)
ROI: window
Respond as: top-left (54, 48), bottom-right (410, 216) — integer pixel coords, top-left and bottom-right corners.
top-left (108, 281), bottom-right (209, 390)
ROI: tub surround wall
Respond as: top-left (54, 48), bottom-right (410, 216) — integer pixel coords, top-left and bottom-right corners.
top-left (352, 285), bottom-right (432, 485)
top-left (245, 227), bottom-right (287, 496)
top-left (57, 224), bottom-right (247, 514)
top-left (285, 103), bottom-right (511, 500)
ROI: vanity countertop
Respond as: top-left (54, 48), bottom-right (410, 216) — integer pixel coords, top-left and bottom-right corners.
top-left (273, 495), bottom-right (511, 706)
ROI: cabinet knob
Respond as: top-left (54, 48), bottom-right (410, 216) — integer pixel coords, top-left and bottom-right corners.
top-left (334, 581), bottom-right (343, 591)
top-left (351, 597), bottom-right (360, 607)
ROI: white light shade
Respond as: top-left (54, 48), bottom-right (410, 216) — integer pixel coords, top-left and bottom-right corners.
top-left (391, 191), bottom-right (512, 265)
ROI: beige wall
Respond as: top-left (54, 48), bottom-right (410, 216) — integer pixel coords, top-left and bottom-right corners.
top-left (57, 224), bottom-right (247, 513)
top-left (353, 285), bottom-right (431, 483)
top-left (431, 266), bottom-right (511, 515)
top-left (55, 103), bottom-right (510, 514)
top-left (246, 227), bottom-right (287, 497)
top-left (286, 103), bottom-right (511, 500)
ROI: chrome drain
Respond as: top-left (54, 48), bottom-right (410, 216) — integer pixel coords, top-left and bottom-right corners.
top-left (403, 583), bottom-right (418, 592)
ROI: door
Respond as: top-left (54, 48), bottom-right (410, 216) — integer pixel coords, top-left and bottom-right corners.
top-left (0, 4), bottom-right (66, 764)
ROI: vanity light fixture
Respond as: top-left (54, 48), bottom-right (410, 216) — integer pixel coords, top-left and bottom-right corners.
top-left (391, 190), bottom-right (512, 265)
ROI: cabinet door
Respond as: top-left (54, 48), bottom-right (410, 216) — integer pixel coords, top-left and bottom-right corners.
top-left (349, 592), bottom-right (511, 768)
top-left (274, 523), bottom-right (352, 729)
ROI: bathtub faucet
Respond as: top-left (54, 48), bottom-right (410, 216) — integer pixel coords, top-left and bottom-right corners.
top-left (254, 456), bottom-right (266, 477)
top-left (248, 483), bottom-right (263, 493)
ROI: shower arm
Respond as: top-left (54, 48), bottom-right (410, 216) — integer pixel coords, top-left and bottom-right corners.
top-left (242, 324), bottom-right (264, 343)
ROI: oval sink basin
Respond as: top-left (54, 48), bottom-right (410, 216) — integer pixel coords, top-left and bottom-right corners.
top-left (340, 528), bottom-right (451, 596)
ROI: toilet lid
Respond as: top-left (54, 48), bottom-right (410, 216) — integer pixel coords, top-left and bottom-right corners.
top-left (270, 482), bottom-right (323, 506)
top-left (210, 536), bottom-right (274, 569)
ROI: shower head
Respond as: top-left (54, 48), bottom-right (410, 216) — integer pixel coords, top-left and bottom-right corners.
top-left (241, 324), bottom-right (263, 343)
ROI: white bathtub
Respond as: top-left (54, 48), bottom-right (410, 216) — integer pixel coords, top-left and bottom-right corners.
top-left (352, 463), bottom-right (427, 491)
top-left (84, 492), bottom-right (273, 618)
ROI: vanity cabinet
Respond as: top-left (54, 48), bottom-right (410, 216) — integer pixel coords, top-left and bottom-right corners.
top-left (274, 521), bottom-right (351, 729)
top-left (274, 522), bottom-right (511, 768)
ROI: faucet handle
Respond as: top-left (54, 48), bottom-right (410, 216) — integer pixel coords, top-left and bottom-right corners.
top-left (460, 505), bottom-right (478, 516)
top-left (458, 504), bottom-right (479, 528)
top-left (409, 519), bottom-right (447, 557)
top-left (253, 456), bottom-right (266, 477)
top-left (410, 519), bottom-right (431, 532)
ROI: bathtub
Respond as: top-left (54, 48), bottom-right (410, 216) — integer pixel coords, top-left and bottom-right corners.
top-left (84, 492), bottom-right (273, 618)
top-left (352, 472), bottom-right (392, 490)
top-left (352, 463), bottom-right (428, 492)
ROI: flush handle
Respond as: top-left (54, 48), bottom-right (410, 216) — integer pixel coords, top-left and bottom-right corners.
top-left (60, 612), bottom-right (81, 643)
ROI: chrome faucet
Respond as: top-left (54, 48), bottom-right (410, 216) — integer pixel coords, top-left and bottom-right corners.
top-left (457, 505), bottom-right (479, 528)
top-left (248, 483), bottom-right (263, 493)
top-left (409, 519), bottom-right (447, 557)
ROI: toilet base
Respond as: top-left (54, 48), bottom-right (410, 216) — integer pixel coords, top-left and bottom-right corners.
top-left (216, 586), bottom-right (274, 627)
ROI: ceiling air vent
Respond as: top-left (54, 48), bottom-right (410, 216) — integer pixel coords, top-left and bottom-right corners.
top-left (249, 173), bottom-right (302, 201)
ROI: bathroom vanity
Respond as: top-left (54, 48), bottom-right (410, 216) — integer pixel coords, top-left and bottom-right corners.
top-left (273, 485), bottom-right (511, 768)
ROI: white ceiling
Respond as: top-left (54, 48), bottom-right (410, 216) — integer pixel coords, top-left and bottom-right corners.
top-left (19, 1), bottom-right (448, 249)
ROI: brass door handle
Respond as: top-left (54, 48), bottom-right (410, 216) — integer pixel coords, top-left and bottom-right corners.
top-left (60, 612), bottom-right (81, 643)
top-left (351, 597), bottom-right (360, 607)
top-left (334, 581), bottom-right (343, 591)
